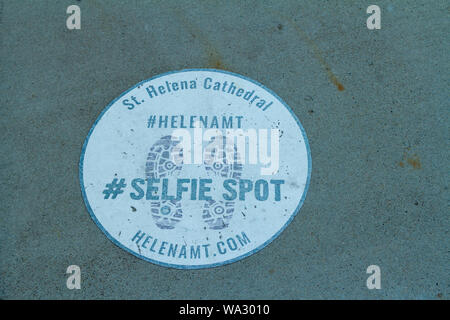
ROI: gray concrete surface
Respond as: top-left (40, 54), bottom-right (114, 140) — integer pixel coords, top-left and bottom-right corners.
top-left (0, 0), bottom-right (448, 299)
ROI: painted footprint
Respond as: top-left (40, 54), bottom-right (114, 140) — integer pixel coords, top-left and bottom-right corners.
top-left (202, 136), bottom-right (242, 230)
top-left (145, 135), bottom-right (183, 229)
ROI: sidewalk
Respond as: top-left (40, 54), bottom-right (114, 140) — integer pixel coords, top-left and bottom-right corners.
top-left (0, 0), bottom-right (448, 299)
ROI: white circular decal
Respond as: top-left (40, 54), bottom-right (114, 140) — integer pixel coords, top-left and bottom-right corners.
top-left (80, 69), bottom-right (311, 269)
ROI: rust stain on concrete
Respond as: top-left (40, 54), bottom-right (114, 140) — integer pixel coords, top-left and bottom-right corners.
top-left (270, 10), bottom-right (345, 91)
top-left (399, 148), bottom-right (421, 169)
top-left (174, 9), bottom-right (227, 70)
top-left (406, 155), bottom-right (421, 169)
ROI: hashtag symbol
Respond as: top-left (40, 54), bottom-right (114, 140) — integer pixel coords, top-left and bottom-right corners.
top-left (103, 178), bottom-right (126, 199)
top-left (147, 115), bottom-right (156, 128)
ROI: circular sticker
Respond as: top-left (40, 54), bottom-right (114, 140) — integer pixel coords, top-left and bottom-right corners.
top-left (80, 69), bottom-right (311, 269)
